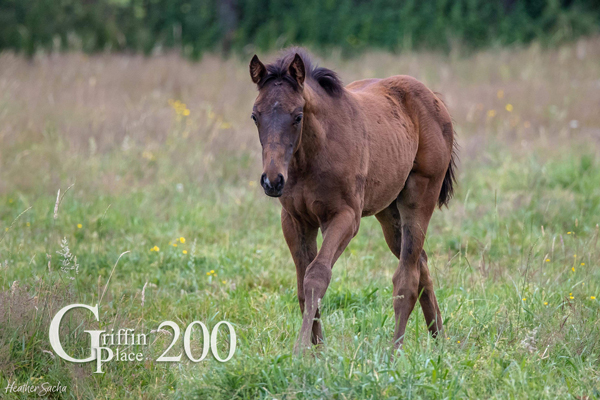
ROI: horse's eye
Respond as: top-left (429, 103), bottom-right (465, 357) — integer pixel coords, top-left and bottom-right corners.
top-left (294, 114), bottom-right (303, 124)
top-left (251, 114), bottom-right (257, 124)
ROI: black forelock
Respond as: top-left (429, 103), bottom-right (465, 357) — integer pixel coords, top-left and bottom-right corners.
top-left (257, 47), bottom-right (344, 97)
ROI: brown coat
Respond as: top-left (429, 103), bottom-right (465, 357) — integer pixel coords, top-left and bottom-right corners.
top-left (250, 48), bottom-right (456, 352)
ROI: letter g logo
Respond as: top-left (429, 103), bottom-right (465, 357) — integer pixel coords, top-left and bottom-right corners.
top-left (49, 304), bottom-right (103, 363)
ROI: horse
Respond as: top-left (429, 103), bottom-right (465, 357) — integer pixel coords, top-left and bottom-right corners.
top-left (248, 48), bottom-right (456, 353)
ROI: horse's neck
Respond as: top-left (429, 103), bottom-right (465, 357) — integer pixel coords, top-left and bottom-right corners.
top-left (292, 115), bottom-right (326, 174)
top-left (291, 85), bottom-right (340, 172)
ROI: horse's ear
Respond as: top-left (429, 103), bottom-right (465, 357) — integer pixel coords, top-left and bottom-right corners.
top-left (288, 53), bottom-right (305, 87)
top-left (249, 55), bottom-right (266, 84)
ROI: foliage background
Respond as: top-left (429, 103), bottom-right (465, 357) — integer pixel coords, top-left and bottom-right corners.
top-left (1, 0), bottom-right (600, 57)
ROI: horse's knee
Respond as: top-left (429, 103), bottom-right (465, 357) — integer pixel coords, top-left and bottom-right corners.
top-left (392, 267), bottom-right (420, 306)
top-left (393, 262), bottom-right (420, 287)
top-left (303, 261), bottom-right (332, 305)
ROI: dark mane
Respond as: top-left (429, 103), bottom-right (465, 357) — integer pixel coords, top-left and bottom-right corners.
top-left (258, 47), bottom-right (344, 97)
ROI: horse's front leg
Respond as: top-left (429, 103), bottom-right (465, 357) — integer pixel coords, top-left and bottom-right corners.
top-left (294, 207), bottom-right (359, 354)
top-left (281, 209), bottom-right (319, 341)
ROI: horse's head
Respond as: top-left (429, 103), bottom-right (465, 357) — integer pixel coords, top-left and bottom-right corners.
top-left (249, 53), bottom-right (306, 197)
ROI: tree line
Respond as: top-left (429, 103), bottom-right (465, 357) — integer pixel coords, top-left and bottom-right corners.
top-left (0, 0), bottom-right (598, 57)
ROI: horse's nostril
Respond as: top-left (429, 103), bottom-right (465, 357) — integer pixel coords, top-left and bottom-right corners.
top-left (260, 173), bottom-right (270, 190)
top-left (275, 173), bottom-right (285, 191)
top-left (260, 172), bottom-right (284, 195)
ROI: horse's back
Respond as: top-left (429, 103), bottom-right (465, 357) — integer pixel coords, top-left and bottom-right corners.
top-left (346, 78), bottom-right (381, 92)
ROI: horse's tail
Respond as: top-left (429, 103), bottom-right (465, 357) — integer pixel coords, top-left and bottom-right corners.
top-left (438, 136), bottom-right (458, 208)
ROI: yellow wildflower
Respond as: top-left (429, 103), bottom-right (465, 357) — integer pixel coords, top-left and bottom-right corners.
top-left (569, 296), bottom-right (574, 300)
top-left (487, 110), bottom-right (496, 118)
top-left (457, 340), bottom-right (461, 344)
top-left (545, 258), bottom-right (550, 262)
top-left (183, 250), bottom-right (187, 254)
top-left (153, 246), bottom-right (159, 252)
top-left (522, 298), bottom-right (526, 301)
top-left (180, 237), bottom-right (185, 244)
top-left (544, 302), bottom-right (548, 305)
top-left (505, 104), bottom-right (513, 112)
top-left (591, 296), bottom-right (596, 300)
top-left (77, 224), bottom-right (82, 229)
top-left (183, 109), bottom-right (190, 116)
top-left (580, 263), bottom-right (585, 266)
top-left (572, 267), bottom-right (576, 272)
top-left (26, 222), bottom-right (31, 227)
top-left (172, 243), bottom-right (177, 247)
top-left (142, 150), bottom-right (155, 161)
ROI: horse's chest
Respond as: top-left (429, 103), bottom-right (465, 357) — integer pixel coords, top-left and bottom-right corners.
top-left (280, 190), bottom-right (314, 224)
top-left (280, 185), bottom-right (336, 227)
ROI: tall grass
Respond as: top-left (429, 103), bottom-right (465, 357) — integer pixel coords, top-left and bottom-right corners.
top-left (0, 38), bottom-right (599, 398)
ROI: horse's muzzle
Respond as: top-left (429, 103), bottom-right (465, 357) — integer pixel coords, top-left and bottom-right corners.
top-left (260, 173), bottom-right (285, 197)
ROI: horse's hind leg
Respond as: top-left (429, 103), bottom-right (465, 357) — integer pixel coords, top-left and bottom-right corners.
top-left (375, 203), bottom-right (402, 258)
top-left (418, 250), bottom-right (443, 337)
top-left (376, 202), bottom-right (443, 344)
top-left (392, 172), bottom-right (443, 348)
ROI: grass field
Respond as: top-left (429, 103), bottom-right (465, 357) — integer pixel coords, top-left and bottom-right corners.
top-left (1, 38), bottom-right (600, 399)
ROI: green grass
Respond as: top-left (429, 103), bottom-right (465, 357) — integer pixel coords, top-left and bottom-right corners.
top-left (1, 145), bottom-right (599, 399)
top-left (1, 41), bottom-right (600, 398)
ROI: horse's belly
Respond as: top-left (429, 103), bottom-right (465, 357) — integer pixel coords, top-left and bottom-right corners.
top-left (361, 176), bottom-right (407, 217)
top-left (361, 127), bottom-right (417, 217)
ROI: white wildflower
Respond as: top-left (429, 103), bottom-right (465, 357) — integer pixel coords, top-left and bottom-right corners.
top-left (56, 237), bottom-right (79, 278)
top-left (520, 327), bottom-right (538, 353)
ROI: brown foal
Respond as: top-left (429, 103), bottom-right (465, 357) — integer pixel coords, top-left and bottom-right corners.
top-left (249, 48), bottom-right (456, 353)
